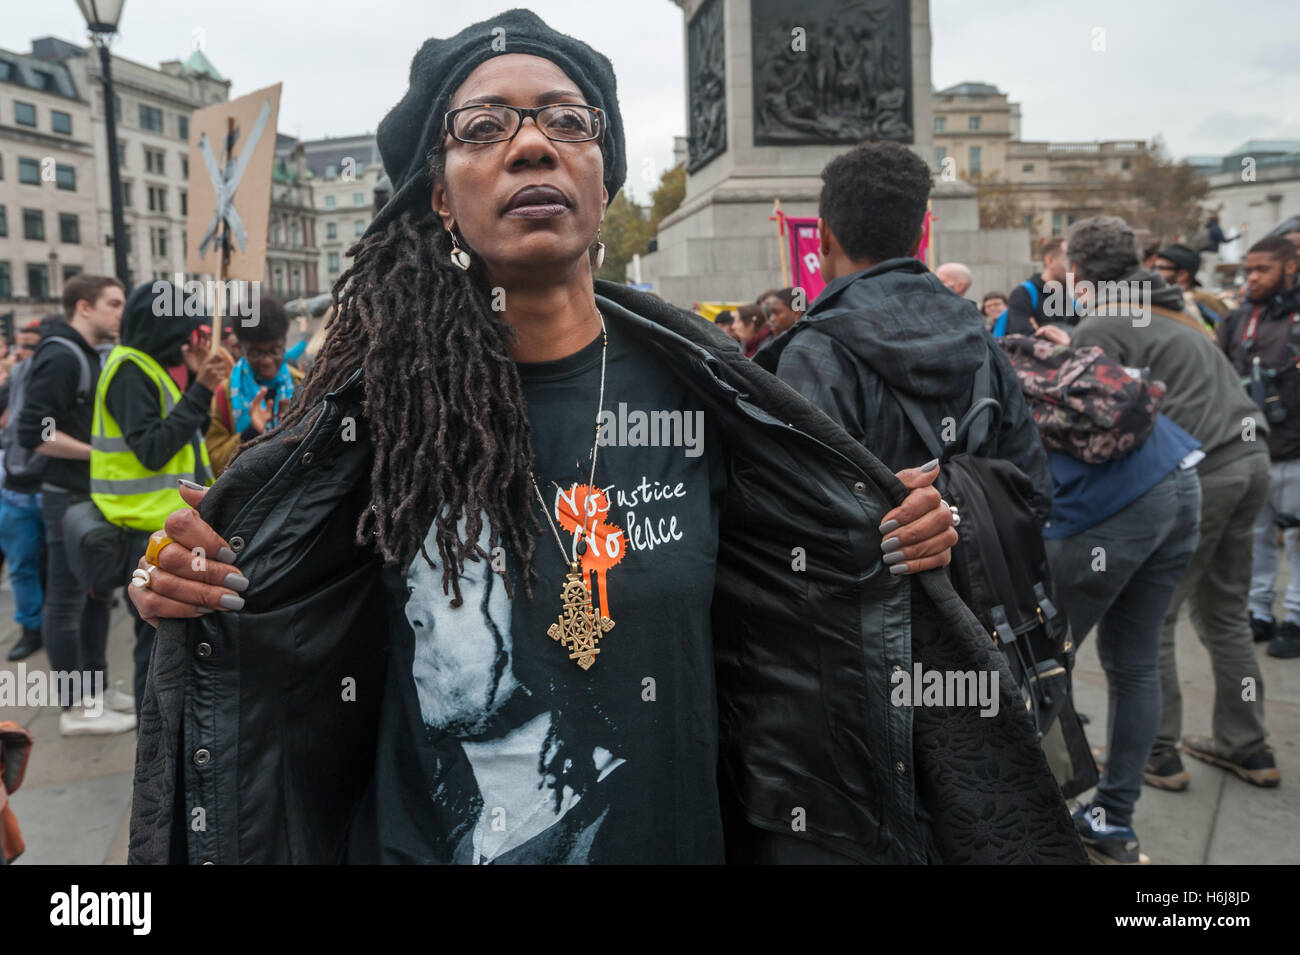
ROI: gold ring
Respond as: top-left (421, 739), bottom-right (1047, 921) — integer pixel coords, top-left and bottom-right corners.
top-left (146, 535), bottom-right (176, 566)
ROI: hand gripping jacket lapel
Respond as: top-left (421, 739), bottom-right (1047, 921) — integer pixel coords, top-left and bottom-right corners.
top-left (128, 282), bottom-right (1086, 865)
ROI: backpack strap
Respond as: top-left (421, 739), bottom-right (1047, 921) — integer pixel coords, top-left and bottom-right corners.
top-left (992, 311), bottom-right (1008, 338)
top-left (886, 385), bottom-right (945, 461)
top-left (1021, 279), bottom-right (1039, 311)
top-left (886, 350), bottom-right (1002, 464)
top-left (38, 338), bottom-right (92, 400)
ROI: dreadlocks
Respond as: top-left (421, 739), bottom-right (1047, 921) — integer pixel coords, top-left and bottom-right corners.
top-left (242, 171), bottom-right (540, 607)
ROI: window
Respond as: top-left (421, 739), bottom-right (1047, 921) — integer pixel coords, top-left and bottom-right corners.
top-left (117, 141), bottom-right (127, 168)
top-left (178, 115), bottom-right (189, 141)
top-left (139, 105), bottom-right (163, 132)
top-left (52, 110), bottom-right (72, 135)
top-left (0, 205), bottom-right (5, 237)
top-left (27, 264), bottom-right (49, 299)
top-left (354, 220), bottom-right (365, 237)
top-left (1122, 159), bottom-right (1132, 171)
top-left (969, 146), bottom-right (982, 175)
top-left (122, 181), bottom-right (133, 207)
top-left (147, 186), bottom-right (167, 213)
top-left (123, 224), bottom-right (132, 253)
top-left (14, 102), bottom-right (36, 127)
top-left (1023, 213), bottom-right (1035, 229)
top-left (56, 164), bottom-right (76, 191)
top-left (934, 147), bottom-right (947, 165)
top-left (291, 221), bottom-right (300, 248)
top-left (353, 192), bottom-right (365, 207)
top-left (113, 95), bottom-right (121, 121)
top-left (325, 165), bottom-right (338, 179)
top-left (1052, 211), bottom-right (1063, 236)
top-left (145, 149), bottom-right (157, 173)
top-left (326, 221), bottom-right (337, 240)
top-left (180, 191), bottom-right (187, 215)
top-left (63, 264), bottom-right (82, 283)
top-left (934, 116), bottom-right (946, 132)
top-left (0, 262), bottom-right (9, 298)
top-left (1022, 163), bottom-right (1034, 173)
top-left (292, 269), bottom-right (302, 293)
top-left (18, 157), bottom-right (40, 185)
top-left (181, 156), bottom-right (188, 177)
top-left (968, 116), bottom-right (981, 131)
top-left (150, 226), bottom-right (168, 259)
top-left (0, 154), bottom-right (3, 179)
top-left (32, 70), bottom-right (56, 92)
top-left (328, 252), bottom-right (340, 272)
top-left (22, 209), bottom-right (44, 241)
top-left (325, 195), bottom-right (336, 210)
top-left (59, 213), bottom-right (79, 244)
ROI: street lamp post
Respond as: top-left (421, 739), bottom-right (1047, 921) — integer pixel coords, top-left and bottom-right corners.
top-left (76, 0), bottom-right (128, 283)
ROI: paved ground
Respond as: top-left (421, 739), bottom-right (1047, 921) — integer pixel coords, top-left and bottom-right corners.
top-left (2, 563), bottom-right (1298, 865)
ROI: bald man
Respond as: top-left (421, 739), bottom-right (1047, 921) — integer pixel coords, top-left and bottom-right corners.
top-left (936, 262), bottom-right (973, 298)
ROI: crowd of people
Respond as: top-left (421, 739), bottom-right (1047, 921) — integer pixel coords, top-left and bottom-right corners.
top-left (0, 277), bottom-right (317, 739)
top-left (1, 9), bottom-right (1293, 867)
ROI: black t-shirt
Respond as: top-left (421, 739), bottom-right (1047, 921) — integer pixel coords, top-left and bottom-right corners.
top-left (353, 311), bottom-right (728, 863)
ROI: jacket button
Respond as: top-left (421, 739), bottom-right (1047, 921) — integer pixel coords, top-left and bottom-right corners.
top-left (229, 536), bottom-right (244, 552)
top-left (193, 748), bottom-right (211, 767)
top-left (892, 663), bottom-right (903, 673)
top-left (895, 760), bottom-right (906, 775)
top-left (196, 642), bottom-right (213, 658)
top-left (302, 451), bottom-right (314, 465)
top-left (853, 481), bottom-right (866, 493)
top-left (201, 860), bottom-right (215, 865)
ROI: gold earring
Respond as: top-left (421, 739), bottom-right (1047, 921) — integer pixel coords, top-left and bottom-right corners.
top-left (448, 230), bottom-right (471, 271)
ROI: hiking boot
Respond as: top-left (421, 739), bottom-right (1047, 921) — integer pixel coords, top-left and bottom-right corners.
top-left (6, 626), bottom-right (43, 661)
top-left (1182, 736), bottom-right (1281, 788)
top-left (1144, 751), bottom-right (1189, 791)
top-left (1071, 803), bottom-right (1150, 865)
top-left (59, 705), bottom-right (137, 736)
top-left (1268, 621), bottom-right (1300, 658)
top-left (1251, 615), bottom-right (1275, 643)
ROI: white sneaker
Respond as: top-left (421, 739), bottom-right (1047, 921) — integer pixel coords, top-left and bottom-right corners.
top-left (59, 705), bottom-right (137, 736)
top-left (104, 683), bottom-right (135, 713)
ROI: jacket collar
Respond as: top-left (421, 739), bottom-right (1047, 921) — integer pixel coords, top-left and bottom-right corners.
top-left (809, 257), bottom-right (930, 317)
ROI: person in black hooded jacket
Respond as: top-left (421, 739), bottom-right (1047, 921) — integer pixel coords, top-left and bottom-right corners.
top-left (122, 11), bottom-right (1083, 866)
top-left (757, 141), bottom-right (1052, 522)
top-left (101, 281), bottom-right (231, 717)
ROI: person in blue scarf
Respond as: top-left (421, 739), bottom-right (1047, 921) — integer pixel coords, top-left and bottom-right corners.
top-left (205, 294), bottom-right (303, 476)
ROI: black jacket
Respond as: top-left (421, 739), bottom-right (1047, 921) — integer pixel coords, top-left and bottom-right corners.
top-left (16, 320), bottom-right (102, 494)
top-left (128, 282), bottom-right (1084, 865)
top-left (1219, 282), bottom-right (1300, 461)
top-left (757, 259), bottom-right (1052, 522)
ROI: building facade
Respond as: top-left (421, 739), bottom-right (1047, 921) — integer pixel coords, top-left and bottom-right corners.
top-left (266, 137), bottom-right (321, 301)
top-left (0, 44), bottom-right (100, 325)
top-left (933, 81), bottom-right (1146, 240)
top-left (290, 134), bottom-right (381, 292)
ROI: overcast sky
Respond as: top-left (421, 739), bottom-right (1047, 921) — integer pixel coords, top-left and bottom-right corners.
top-left (8, 0), bottom-right (1298, 202)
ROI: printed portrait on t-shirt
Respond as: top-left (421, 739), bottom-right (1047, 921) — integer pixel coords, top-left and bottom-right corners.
top-left (403, 518), bottom-right (627, 864)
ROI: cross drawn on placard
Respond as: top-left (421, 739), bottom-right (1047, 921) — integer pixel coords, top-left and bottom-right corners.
top-left (196, 98), bottom-right (272, 261)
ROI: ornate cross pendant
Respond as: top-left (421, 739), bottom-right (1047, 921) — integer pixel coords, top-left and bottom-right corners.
top-left (547, 561), bottom-right (615, 670)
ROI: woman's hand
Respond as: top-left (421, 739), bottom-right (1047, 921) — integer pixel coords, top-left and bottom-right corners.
top-left (248, 387), bottom-right (272, 433)
top-left (128, 482), bottom-right (250, 628)
top-left (879, 461), bottom-right (959, 575)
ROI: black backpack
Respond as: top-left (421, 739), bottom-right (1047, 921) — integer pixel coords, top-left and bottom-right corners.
top-left (885, 355), bottom-right (1084, 756)
top-left (2, 338), bottom-right (93, 482)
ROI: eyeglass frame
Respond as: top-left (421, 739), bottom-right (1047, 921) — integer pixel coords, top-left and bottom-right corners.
top-left (244, 343), bottom-right (286, 361)
top-left (443, 103), bottom-right (605, 145)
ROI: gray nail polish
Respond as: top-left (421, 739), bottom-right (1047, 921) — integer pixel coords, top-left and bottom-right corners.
top-left (223, 573), bottom-right (250, 592)
top-left (178, 478), bottom-right (205, 490)
top-left (883, 551), bottom-right (906, 566)
top-left (920, 458), bottom-right (939, 473)
top-left (219, 593), bottom-right (245, 611)
top-left (878, 519), bottom-right (900, 534)
top-left (882, 537), bottom-right (902, 553)
top-left (889, 563), bottom-right (910, 576)
top-left (217, 547), bottom-right (237, 563)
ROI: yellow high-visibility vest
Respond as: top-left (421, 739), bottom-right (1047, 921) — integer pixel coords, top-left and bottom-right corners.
top-left (91, 345), bottom-right (212, 532)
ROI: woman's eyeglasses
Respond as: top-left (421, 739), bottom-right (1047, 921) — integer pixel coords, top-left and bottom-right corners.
top-left (444, 103), bottom-right (604, 145)
top-left (245, 344), bottom-right (285, 361)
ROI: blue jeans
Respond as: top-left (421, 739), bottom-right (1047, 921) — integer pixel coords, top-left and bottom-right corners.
top-left (1045, 466), bottom-right (1201, 828)
top-left (0, 488), bottom-right (45, 630)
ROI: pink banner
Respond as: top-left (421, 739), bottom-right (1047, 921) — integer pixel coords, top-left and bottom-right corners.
top-left (784, 216), bottom-right (826, 303)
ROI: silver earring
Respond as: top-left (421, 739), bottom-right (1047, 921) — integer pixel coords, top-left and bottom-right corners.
top-left (595, 241), bottom-right (606, 270)
top-left (448, 230), bottom-right (471, 271)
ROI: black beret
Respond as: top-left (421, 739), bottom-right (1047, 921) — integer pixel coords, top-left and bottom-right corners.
top-left (367, 8), bottom-right (626, 238)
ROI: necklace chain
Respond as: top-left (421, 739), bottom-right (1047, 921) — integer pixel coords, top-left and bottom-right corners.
top-left (531, 311), bottom-right (608, 563)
